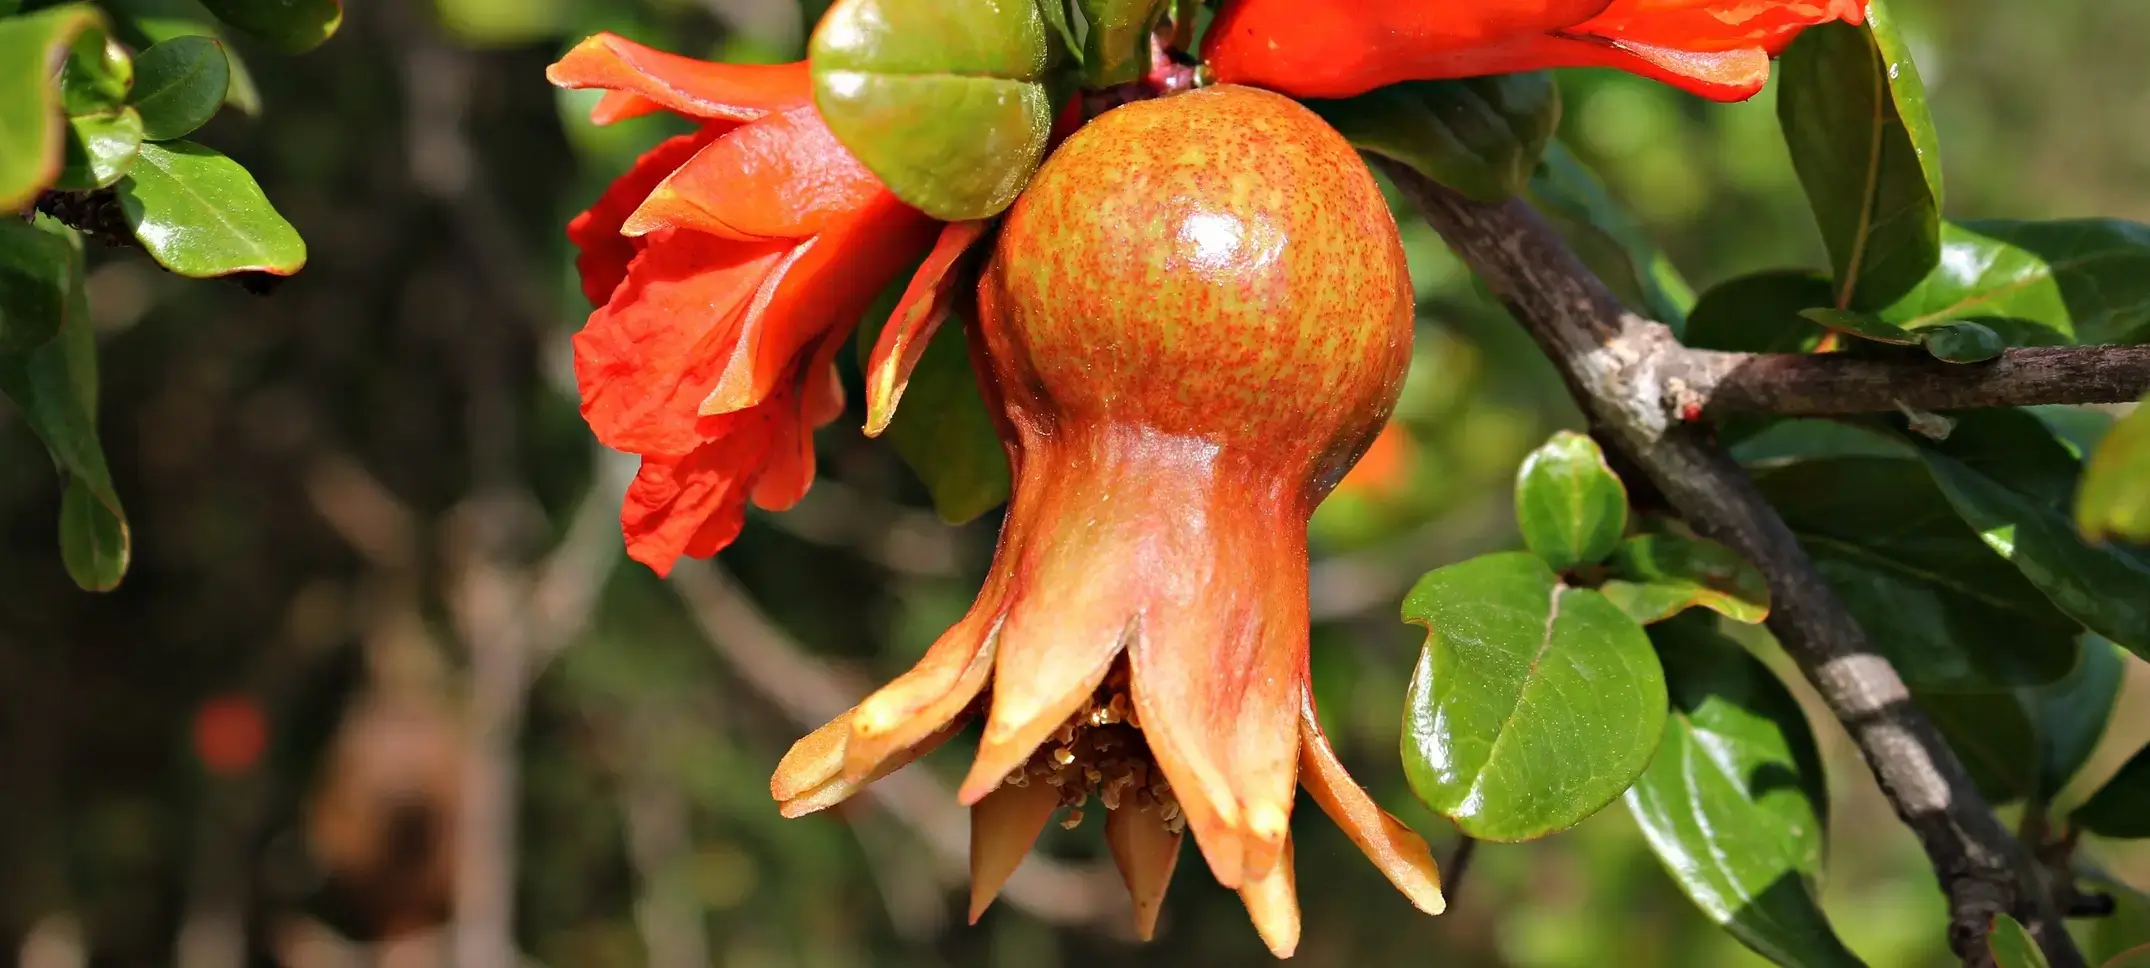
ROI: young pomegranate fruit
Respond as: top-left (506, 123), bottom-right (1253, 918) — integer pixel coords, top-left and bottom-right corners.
top-left (771, 84), bottom-right (1442, 955)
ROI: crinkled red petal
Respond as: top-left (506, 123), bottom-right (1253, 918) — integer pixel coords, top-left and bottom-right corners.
top-left (619, 378), bottom-right (805, 575)
top-left (573, 229), bottom-right (795, 457)
top-left (565, 131), bottom-right (716, 308)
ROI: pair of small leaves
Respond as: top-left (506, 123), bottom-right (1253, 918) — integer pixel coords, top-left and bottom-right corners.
top-left (1624, 615), bottom-right (1857, 968)
top-left (1799, 308), bottom-right (2005, 363)
top-left (0, 219), bottom-right (131, 590)
top-left (1310, 71), bottom-right (1560, 204)
top-left (107, 0), bottom-right (265, 116)
top-left (61, 35), bottom-right (233, 192)
top-left (1516, 431), bottom-right (1769, 626)
top-left (2078, 398), bottom-right (2150, 544)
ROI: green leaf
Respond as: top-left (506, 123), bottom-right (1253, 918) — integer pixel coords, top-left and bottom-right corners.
top-left (1515, 431), bottom-right (1627, 572)
top-left (1919, 637), bottom-right (2126, 808)
top-left (810, 0), bottom-right (1056, 221)
top-left (1988, 914), bottom-right (2052, 968)
top-left (1625, 616), bottom-right (1857, 968)
top-left (0, 216), bottom-right (75, 353)
top-left (1601, 533), bottom-right (1771, 625)
top-left (2079, 399), bottom-right (2150, 544)
top-left (1530, 140), bottom-right (1695, 329)
top-left (0, 222), bottom-right (130, 591)
top-left (2026, 637), bottom-right (2127, 804)
top-left (1777, 1), bottom-right (1943, 311)
top-left (1873, 220), bottom-right (2150, 346)
top-left (1401, 552), bottom-right (1666, 842)
top-left (1686, 270), bottom-right (1833, 354)
top-left (55, 107), bottom-right (143, 190)
top-left (130, 36), bottom-right (228, 140)
top-left (1754, 458), bottom-right (2080, 690)
top-left (1921, 449), bottom-right (2150, 662)
top-left (2074, 742), bottom-right (2150, 839)
top-left (105, 0), bottom-right (262, 115)
top-left (856, 282), bottom-right (1010, 524)
top-left (2105, 946), bottom-right (2150, 968)
top-left (1916, 690), bottom-right (2036, 804)
top-left (1312, 73), bottom-right (1560, 204)
top-left (1923, 321), bottom-right (2006, 363)
top-left (0, 4), bottom-right (110, 210)
top-left (1799, 307), bottom-right (1921, 345)
top-left (114, 139), bottom-right (305, 277)
top-left (197, 0), bottom-right (341, 53)
top-left (59, 474), bottom-right (128, 590)
top-left (60, 31), bottom-right (132, 115)
top-left (1038, 0), bottom-right (1080, 62)
top-left (1073, 0), bottom-right (1166, 88)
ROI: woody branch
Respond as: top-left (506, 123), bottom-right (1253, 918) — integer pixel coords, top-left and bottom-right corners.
top-left (1378, 160), bottom-right (2090, 968)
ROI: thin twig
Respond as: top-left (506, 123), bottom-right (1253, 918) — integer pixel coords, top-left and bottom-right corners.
top-left (1681, 345), bottom-right (2150, 418)
top-left (1443, 837), bottom-right (1480, 909)
top-left (1379, 160), bottom-right (2085, 968)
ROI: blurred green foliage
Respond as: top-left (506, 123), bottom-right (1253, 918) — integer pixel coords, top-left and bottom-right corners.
top-left (2, 0), bottom-right (2148, 966)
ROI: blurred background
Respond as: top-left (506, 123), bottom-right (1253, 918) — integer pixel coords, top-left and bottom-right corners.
top-left (4, 0), bottom-right (2150, 965)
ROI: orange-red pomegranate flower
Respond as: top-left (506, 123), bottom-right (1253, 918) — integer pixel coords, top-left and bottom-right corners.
top-left (771, 85), bottom-right (1445, 957)
top-left (1202, 0), bottom-right (1868, 102)
top-left (548, 33), bottom-right (941, 574)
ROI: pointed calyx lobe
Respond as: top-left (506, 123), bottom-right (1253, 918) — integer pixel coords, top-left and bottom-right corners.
top-left (771, 84), bottom-right (1442, 954)
top-left (1202, 0), bottom-right (1868, 102)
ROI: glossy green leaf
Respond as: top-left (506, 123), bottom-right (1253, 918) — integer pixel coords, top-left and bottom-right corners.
top-left (115, 139), bottom-right (305, 278)
top-left (810, 0), bottom-right (1056, 221)
top-left (130, 36), bottom-right (228, 140)
top-left (1038, 0), bottom-right (1079, 62)
top-left (1686, 270), bottom-right (1833, 354)
top-left (2074, 742), bottom-right (2150, 839)
top-left (1754, 458), bottom-right (2080, 689)
top-left (0, 4), bottom-right (109, 210)
top-left (1799, 307), bottom-right (1921, 345)
top-left (856, 282), bottom-right (1009, 524)
top-left (1313, 73), bottom-right (1560, 204)
top-left (1988, 914), bottom-right (2051, 968)
top-left (1625, 616), bottom-right (1855, 968)
top-left (1074, 0), bottom-right (1166, 88)
top-left (1777, 2), bottom-right (1943, 311)
top-left (1924, 321), bottom-right (2006, 363)
top-left (2079, 399), bottom-right (2150, 544)
top-left (60, 31), bottom-right (132, 114)
top-left (0, 216), bottom-right (74, 353)
top-left (1530, 140), bottom-right (1695, 328)
top-left (197, 0), bottom-right (341, 53)
top-left (0, 223), bottom-right (130, 591)
top-left (55, 107), bottom-right (143, 190)
top-left (1601, 533), bottom-right (1771, 625)
top-left (2026, 637), bottom-right (2127, 804)
top-left (1873, 219), bottom-right (2150, 346)
top-left (105, 0), bottom-right (262, 115)
top-left (1515, 431), bottom-right (1627, 572)
top-left (1402, 552), bottom-right (1666, 842)
top-left (1922, 450), bottom-right (2150, 661)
